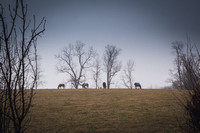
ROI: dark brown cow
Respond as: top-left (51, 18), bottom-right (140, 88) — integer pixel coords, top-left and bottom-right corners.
top-left (103, 82), bottom-right (106, 89)
top-left (57, 84), bottom-right (65, 89)
top-left (134, 82), bottom-right (141, 89)
top-left (82, 83), bottom-right (89, 88)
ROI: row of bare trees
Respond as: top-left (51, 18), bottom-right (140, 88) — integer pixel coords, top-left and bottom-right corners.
top-left (1, 0), bottom-right (199, 133)
top-left (55, 41), bottom-right (135, 89)
top-left (0, 0), bottom-right (45, 132)
top-left (55, 38), bottom-right (200, 132)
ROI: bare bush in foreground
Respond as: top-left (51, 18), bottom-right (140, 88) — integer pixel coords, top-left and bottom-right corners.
top-left (0, 0), bottom-right (45, 132)
top-left (171, 38), bottom-right (200, 132)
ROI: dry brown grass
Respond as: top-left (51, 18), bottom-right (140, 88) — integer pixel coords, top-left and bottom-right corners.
top-left (27, 89), bottom-right (184, 133)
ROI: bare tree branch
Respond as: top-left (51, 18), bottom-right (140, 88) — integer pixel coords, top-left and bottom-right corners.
top-left (92, 56), bottom-right (101, 88)
top-left (0, 0), bottom-right (45, 132)
top-left (122, 59), bottom-right (134, 89)
top-left (103, 45), bottom-right (121, 89)
top-left (171, 38), bottom-right (200, 132)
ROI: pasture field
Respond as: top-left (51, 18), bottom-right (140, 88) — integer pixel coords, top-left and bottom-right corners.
top-left (27, 89), bottom-right (184, 133)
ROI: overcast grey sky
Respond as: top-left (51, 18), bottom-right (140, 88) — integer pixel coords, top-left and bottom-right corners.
top-left (2, 0), bottom-right (200, 88)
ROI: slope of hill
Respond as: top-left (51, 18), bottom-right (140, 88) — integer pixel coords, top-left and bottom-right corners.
top-left (27, 89), bottom-right (184, 133)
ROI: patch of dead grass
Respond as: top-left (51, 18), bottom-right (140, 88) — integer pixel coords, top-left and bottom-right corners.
top-left (27, 89), bottom-right (183, 133)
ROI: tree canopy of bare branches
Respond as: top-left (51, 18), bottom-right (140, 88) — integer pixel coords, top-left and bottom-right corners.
top-left (103, 45), bottom-right (121, 89)
top-left (92, 56), bottom-right (101, 88)
top-left (122, 59), bottom-right (134, 89)
top-left (171, 38), bottom-right (200, 132)
top-left (56, 41), bottom-right (96, 89)
top-left (0, 0), bottom-right (45, 132)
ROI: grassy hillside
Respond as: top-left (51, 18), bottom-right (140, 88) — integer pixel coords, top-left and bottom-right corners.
top-left (27, 89), bottom-right (184, 133)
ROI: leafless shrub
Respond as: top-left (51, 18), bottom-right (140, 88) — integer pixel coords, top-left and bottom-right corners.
top-left (0, 0), bottom-right (45, 132)
top-left (171, 38), bottom-right (200, 132)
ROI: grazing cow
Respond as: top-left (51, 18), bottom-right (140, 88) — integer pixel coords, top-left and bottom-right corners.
top-left (57, 84), bottom-right (65, 89)
top-left (134, 82), bottom-right (141, 89)
top-left (82, 83), bottom-right (89, 88)
top-left (103, 82), bottom-right (106, 89)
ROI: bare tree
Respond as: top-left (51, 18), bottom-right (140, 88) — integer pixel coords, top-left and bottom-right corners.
top-left (103, 45), bottom-right (121, 89)
top-left (0, 0), bottom-right (45, 132)
top-left (33, 39), bottom-right (44, 89)
top-left (122, 59), bottom-right (134, 89)
top-left (92, 56), bottom-right (101, 88)
top-left (171, 38), bottom-right (200, 132)
top-left (56, 41), bottom-right (96, 89)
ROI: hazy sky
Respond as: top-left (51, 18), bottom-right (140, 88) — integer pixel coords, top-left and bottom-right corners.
top-left (2, 0), bottom-right (200, 88)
